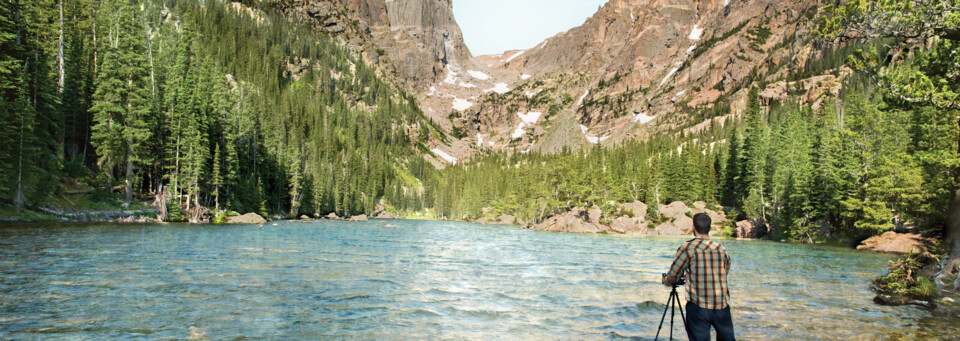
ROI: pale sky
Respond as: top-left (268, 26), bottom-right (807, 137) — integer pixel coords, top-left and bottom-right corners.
top-left (452, 0), bottom-right (610, 56)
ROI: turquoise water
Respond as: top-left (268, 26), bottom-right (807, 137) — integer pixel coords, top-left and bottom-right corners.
top-left (0, 219), bottom-right (953, 340)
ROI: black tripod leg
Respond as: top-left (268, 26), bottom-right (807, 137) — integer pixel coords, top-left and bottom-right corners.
top-left (654, 290), bottom-right (674, 341)
top-left (676, 291), bottom-right (690, 339)
top-left (670, 292), bottom-right (675, 340)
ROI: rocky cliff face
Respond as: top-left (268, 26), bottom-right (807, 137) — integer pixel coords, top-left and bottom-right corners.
top-left (274, 0), bottom-right (474, 88)
top-left (275, 0), bottom-right (843, 165)
top-left (467, 0), bottom-right (834, 156)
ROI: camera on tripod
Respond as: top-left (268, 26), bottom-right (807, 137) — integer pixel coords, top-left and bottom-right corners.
top-left (661, 273), bottom-right (685, 287)
top-left (656, 272), bottom-right (689, 340)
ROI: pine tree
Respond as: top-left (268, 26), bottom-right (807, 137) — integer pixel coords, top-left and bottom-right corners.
top-left (90, 0), bottom-right (154, 207)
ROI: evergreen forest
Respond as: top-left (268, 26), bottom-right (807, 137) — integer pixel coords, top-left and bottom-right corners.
top-left (0, 0), bottom-right (439, 221)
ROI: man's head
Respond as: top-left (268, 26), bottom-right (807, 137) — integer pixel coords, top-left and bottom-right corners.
top-left (693, 212), bottom-right (711, 236)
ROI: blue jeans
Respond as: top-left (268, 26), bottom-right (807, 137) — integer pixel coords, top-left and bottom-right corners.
top-left (685, 301), bottom-right (736, 341)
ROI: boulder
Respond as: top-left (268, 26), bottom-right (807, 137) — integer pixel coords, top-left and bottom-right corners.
top-left (349, 214), bottom-right (368, 222)
top-left (371, 204), bottom-right (400, 219)
top-left (382, 224), bottom-right (397, 228)
top-left (530, 207), bottom-right (606, 233)
top-left (116, 215), bottom-right (160, 223)
top-left (325, 212), bottom-right (340, 220)
top-left (736, 220), bottom-right (767, 239)
top-left (857, 231), bottom-right (928, 254)
top-left (873, 294), bottom-right (935, 308)
top-left (300, 215), bottom-right (311, 220)
top-left (659, 201), bottom-right (691, 220)
top-left (227, 212), bottom-right (267, 224)
top-left (610, 216), bottom-right (642, 234)
top-left (374, 211), bottom-right (399, 219)
top-left (620, 201), bottom-right (648, 219)
top-left (497, 214), bottom-right (516, 225)
top-left (672, 216), bottom-right (694, 234)
top-left (655, 223), bottom-right (686, 235)
top-left (587, 207), bottom-right (602, 223)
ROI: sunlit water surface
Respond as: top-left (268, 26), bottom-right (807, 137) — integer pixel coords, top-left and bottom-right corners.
top-left (0, 220), bottom-right (956, 340)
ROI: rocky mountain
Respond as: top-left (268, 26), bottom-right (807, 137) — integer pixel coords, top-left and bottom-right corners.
top-left (273, 0), bottom-right (842, 165)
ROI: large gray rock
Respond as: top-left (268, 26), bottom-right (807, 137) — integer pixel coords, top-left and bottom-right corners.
top-left (736, 220), bottom-right (767, 239)
top-left (857, 231), bottom-right (929, 254)
top-left (349, 214), bottom-right (368, 222)
top-left (325, 212), bottom-right (340, 220)
top-left (227, 213), bottom-right (267, 224)
top-left (530, 207), bottom-right (606, 233)
top-left (610, 216), bottom-right (642, 234)
top-left (659, 201), bottom-right (691, 220)
top-left (655, 223), bottom-right (686, 236)
top-left (620, 201), bottom-right (648, 219)
top-left (587, 207), bottom-right (602, 223)
top-left (497, 214), bottom-right (517, 225)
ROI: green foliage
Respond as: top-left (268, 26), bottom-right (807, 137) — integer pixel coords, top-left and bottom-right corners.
top-left (0, 0), bottom-right (438, 219)
top-left (874, 253), bottom-right (938, 300)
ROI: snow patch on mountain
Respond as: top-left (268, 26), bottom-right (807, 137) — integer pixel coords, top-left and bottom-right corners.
top-left (467, 70), bottom-right (490, 80)
top-left (485, 83), bottom-right (511, 94)
top-left (576, 90), bottom-right (590, 107)
top-left (431, 148), bottom-right (457, 164)
top-left (505, 50), bottom-right (525, 63)
top-left (517, 111), bottom-right (542, 124)
top-left (689, 25), bottom-right (703, 40)
top-left (659, 67), bottom-right (679, 87)
top-left (633, 112), bottom-right (656, 124)
top-left (520, 74), bottom-right (532, 80)
top-left (452, 97), bottom-right (472, 111)
top-left (512, 123), bottom-right (527, 139)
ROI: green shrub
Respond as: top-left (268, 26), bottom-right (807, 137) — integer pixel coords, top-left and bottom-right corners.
top-left (212, 210), bottom-right (229, 224)
top-left (874, 253), bottom-right (937, 300)
top-left (167, 203), bottom-right (186, 222)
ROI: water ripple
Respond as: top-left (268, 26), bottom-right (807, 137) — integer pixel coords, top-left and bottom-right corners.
top-left (0, 220), bottom-right (954, 340)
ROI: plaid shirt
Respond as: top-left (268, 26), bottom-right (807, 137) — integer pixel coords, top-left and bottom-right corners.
top-left (665, 237), bottom-right (731, 310)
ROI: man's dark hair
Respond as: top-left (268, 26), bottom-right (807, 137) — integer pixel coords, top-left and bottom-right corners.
top-left (693, 212), bottom-right (711, 235)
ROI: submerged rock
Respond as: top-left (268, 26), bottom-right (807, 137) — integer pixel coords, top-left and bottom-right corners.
top-left (227, 212), bottom-right (267, 224)
top-left (874, 294), bottom-right (935, 308)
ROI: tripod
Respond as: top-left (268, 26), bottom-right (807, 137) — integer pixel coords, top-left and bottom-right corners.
top-left (654, 284), bottom-right (688, 341)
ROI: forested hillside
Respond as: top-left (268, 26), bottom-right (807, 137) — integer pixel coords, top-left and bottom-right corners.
top-left (427, 45), bottom-right (957, 244)
top-left (0, 0), bottom-right (438, 220)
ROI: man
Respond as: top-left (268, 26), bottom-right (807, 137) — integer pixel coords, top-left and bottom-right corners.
top-left (662, 212), bottom-right (735, 341)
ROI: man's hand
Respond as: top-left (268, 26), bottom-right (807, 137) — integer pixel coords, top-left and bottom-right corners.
top-left (662, 274), bottom-right (676, 286)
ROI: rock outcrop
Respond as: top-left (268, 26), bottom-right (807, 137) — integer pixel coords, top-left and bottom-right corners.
top-left (227, 213), bottom-right (267, 224)
top-left (736, 220), bottom-right (768, 239)
top-left (857, 231), bottom-right (930, 254)
top-left (496, 214), bottom-right (517, 225)
top-left (526, 201), bottom-right (725, 235)
top-left (530, 207), bottom-right (607, 233)
top-left (371, 204), bottom-right (400, 219)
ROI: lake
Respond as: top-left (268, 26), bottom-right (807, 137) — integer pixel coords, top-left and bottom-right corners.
top-left (0, 219), bottom-right (954, 340)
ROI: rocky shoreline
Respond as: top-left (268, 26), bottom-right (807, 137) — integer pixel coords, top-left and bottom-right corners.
top-left (474, 201), bottom-right (744, 237)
